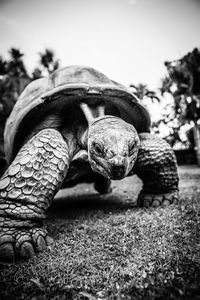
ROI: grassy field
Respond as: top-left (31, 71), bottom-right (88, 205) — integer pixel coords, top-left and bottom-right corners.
top-left (0, 165), bottom-right (200, 300)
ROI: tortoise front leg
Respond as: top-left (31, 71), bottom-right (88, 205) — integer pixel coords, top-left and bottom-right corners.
top-left (133, 133), bottom-right (179, 208)
top-left (0, 128), bottom-right (72, 261)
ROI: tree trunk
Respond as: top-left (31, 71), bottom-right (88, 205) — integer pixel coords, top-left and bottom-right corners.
top-left (193, 123), bottom-right (200, 166)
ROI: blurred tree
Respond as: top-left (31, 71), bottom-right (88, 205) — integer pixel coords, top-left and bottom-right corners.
top-left (130, 83), bottom-right (160, 102)
top-left (0, 57), bottom-right (7, 75)
top-left (32, 67), bottom-right (42, 80)
top-left (0, 47), bottom-right (60, 175)
top-left (130, 82), bottom-right (191, 149)
top-left (0, 48), bottom-right (30, 119)
top-left (32, 49), bottom-right (59, 78)
top-left (130, 83), bottom-right (163, 135)
top-left (0, 48), bottom-right (31, 174)
top-left (7, 48), bottom-right (28, 78)
top-left (161, 47), bottom-right (200, 165)
top-left (0, 49), bottom-right (29, 122)
top-left (151, 103), bottom-right (188, 148)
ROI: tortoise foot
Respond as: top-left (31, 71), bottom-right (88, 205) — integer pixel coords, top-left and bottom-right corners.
top-left (0, 226), bottom-right (53, 261)
top-left (137, 189), bottom-right (179, 208)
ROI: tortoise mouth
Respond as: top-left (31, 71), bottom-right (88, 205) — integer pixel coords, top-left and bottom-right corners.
top-left (110, 165), bottom-right (126, 180)
top-left (93, 161), bottom-right (128, 181)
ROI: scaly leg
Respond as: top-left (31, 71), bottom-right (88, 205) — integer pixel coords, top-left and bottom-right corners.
top-left (0, 128), bottom-right (72, 261)
top-left (133, 133), bottom-right (179, 208)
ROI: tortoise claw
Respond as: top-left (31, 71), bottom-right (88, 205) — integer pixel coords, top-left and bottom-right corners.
top-left (0, 243), bottom-right (15, 261)
top-left (0, 226), bottom-right (53, 261)
top-left (137, 190), bottom-right (179, 208)
top-left (20, 241), bottom-right (34, 258)
top-left (36, 236), bottom-right (47, 252)
top-left (46, 235), bottom-right (54, 246)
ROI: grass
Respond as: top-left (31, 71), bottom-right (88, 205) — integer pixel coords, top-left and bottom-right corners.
top-left (0, 165), bottom-right (200, 299)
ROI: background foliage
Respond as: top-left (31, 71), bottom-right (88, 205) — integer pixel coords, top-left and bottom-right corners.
top-left (0, 48), bottom-right (59, 173)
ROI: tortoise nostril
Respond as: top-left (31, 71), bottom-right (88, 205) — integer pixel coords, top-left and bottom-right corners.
top-left (111, 165), bottom-right (126, 179)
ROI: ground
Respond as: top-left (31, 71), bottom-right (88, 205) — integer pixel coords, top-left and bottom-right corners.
top-left (0, 165), bottom-right (200, 300)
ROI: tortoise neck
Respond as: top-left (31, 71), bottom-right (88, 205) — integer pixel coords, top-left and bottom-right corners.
top-left (80, 102), bottom-right (105, 123)
top-left (78, 115), bottom-right (122, 149)
top-left (78, 102), bottom-right (104, 149)
top-left (78, 127), bottom-right (88, 149)
top-left (78, 102), bottom-right (122, 149)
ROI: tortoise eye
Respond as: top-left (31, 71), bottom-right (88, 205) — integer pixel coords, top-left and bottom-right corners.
top-left (93, 142), bottom-right (104, 156)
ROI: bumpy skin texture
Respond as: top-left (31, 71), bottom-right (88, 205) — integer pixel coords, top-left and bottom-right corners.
top-left (133, 133), bottom-right (179, 208)
top-left (88, 117), bottom-right (140, 180)
top-left (0, 129), bottom-right (70, 261)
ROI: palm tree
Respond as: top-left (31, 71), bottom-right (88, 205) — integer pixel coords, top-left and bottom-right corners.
top-left (40, 49), bottom-right (59, 73)
top-left (7, 48), bottom-right (28, 78)
top-left (130, 83), bottom-right (160, 102)
top-left (32, 49), bottom-right (60, 79)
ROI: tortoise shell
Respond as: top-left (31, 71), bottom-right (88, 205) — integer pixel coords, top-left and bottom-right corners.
top-left (4, 65), bottom-right (151, 163)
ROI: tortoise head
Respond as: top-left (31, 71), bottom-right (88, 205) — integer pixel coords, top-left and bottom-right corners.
top-left (87, 116), bottom-right (140, 180)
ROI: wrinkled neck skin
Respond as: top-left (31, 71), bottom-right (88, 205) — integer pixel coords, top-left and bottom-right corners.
top-left (79, 103), bottom-right (140, 180)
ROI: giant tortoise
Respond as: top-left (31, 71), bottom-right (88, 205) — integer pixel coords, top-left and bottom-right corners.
top-left (0, 65), bottom-right (179, 260)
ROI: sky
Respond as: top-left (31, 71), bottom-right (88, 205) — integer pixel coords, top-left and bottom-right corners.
top-left (0, 0), bottom-right (200, 90)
